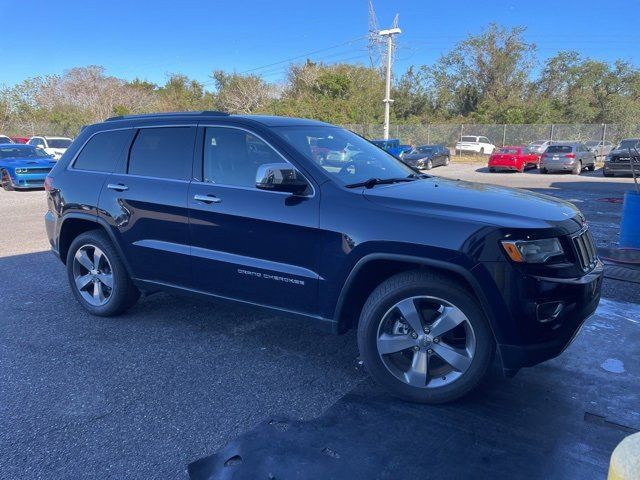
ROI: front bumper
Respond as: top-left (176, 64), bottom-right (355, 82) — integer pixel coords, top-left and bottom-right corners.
top-left (476, 259), bottom-right (603, 371)
top-left (10, 173), bottom-right (48, 189)
top-left (603, 161), bottom-right (639, 176)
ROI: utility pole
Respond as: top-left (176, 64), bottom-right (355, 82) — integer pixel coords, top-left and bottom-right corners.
top-left (379, 27), bottom-right (401, 140)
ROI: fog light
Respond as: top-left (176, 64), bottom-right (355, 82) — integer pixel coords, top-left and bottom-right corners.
top-left (536, 301), bottom-right (564, 323)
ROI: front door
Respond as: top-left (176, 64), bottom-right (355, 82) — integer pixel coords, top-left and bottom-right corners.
top-left (188, 126), bottom-right (321, 315)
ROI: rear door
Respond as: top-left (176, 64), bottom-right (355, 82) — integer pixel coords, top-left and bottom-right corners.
top-left (98, 125), bottom-right (196, 287)
top-left (188, 125), bottom-right (321, 314)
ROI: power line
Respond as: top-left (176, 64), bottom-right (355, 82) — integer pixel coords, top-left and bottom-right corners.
top-left (239, 35), bottom-right (369, 75)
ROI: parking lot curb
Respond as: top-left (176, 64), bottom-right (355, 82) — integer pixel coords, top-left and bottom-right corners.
top-left (608, 432), bottom-right (640, 480)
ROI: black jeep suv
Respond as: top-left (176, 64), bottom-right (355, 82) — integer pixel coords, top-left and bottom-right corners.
top-left (44, 112), bottom-right (602, 403)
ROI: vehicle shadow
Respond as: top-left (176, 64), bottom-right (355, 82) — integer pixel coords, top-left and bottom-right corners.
top-left (189, 302), bottom-right (640, 480)
top-left (0, 249), bottom-right (364, 479)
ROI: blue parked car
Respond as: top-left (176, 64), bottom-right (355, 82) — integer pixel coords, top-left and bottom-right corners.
top-left (371, 138), bottom-right (404, 158)
top-left (0, 144), bottom-right (57, 190)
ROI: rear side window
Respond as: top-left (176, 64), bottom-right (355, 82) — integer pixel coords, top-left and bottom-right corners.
top-left (74, 129), bottom-right (135, 172)
top-left (128, 127), bottom-right (195, 180)
top-left (547, 145), bottom-right (572, 153)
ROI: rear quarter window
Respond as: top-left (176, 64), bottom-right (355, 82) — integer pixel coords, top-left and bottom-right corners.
top-left (128, 127), bottom-right (195, 180)
top-left (73, 129), bottom-right (136, 172)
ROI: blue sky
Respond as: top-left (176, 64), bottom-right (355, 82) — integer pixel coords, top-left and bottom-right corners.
top-left (1, 0), bottom-right (638, 88)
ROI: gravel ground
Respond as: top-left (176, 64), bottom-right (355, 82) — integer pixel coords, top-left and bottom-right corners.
top-left (0, 167), bottom-right (638, 479)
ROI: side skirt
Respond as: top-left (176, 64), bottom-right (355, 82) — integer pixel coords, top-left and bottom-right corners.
top-left (132, 278), bottom-right (338, 334)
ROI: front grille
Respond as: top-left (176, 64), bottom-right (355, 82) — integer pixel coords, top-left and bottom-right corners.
top-left (572, 227), bottom-right (597, 272)
top-left (23, 168), bottom-right (51, 174)
top-left (611, 155), bottom-right (640, 163)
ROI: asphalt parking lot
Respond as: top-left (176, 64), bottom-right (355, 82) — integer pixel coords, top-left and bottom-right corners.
top-left (1, 166), bottom-right (639, 479)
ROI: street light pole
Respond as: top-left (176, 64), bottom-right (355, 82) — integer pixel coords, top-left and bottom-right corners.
top-left (379, 27), bottom-right (401, 140)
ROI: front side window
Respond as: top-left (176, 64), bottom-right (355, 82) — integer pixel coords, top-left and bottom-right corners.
top-left (273, 126), bottom-right (415, 186)
top-left (203, 127), bottom-right (284, 188)
top-left (128, 127), bottom-right (195, 180)
top-left (74, 129), bottom-right (135, 172)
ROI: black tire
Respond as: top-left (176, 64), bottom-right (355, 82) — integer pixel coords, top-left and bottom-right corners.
top-left (66, 230), bottom-right (140, 316)
top-left (540, 168), bottom-right (548, 174)
top-left (489, 168), bottom-right (496, 173)
top-left (444, 156), bottom-right (450, 166)
top-left (479, 147), bottom-right (485, 155)
top-left (425, 159), bottom-right (433, 170)
top-left (1, 170), bottom-right (14, 191)
top-left (603, 168), bottom-right (613, 177)
top-left (357, 270), bottom-right (495, 404)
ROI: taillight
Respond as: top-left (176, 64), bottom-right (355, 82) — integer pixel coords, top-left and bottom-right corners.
top-left (564, 153), bottom-right (576, 158)
top-left (44, 176), bottom-right (54, 192)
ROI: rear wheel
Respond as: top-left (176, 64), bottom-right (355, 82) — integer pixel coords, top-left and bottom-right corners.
top-left (479, 147), bottom-right (485, 155)
top-left (572, 161), bottom-right (582, 175)
top-left (357, 271), bottom-right (495, 404)
top-left (489, 167), bottom-right (496, 173)
top-left (1, 170), bottom-right (14, 191)
top-left (519, 161), bottom-right (526, 173)
top-left (425, 159), bottom-right (433, 170)
top-left (444, 156), bottom-right (450, 166)
top-left (66, 230), bottom-right (140, 316)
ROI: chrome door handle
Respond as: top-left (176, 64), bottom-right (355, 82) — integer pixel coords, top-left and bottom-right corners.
top-left (107, 183), bottom-right (128, 192)
top-left (194, 194), bottom-right (222, 204)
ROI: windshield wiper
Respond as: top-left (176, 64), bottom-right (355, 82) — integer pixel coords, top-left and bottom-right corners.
top-left (345, 176), bottom-right (419, 189)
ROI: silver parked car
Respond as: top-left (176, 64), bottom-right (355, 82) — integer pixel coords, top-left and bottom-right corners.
top-left (585, 140), bottom-right (614, 158)
top-left (540, 142), bottom-right (596, 175)
top-left (528, 140), bottom-right (551, 155)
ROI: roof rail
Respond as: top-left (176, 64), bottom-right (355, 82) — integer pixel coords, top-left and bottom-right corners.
top-left (105, 111), bottom-right (229, 122)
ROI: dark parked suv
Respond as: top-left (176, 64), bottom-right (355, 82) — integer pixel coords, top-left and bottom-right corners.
top-left (44, 112), bottom-right (602, 403)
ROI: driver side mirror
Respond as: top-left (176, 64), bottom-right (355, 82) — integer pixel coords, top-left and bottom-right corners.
top-left (256, 163), bottom-right (309, 195)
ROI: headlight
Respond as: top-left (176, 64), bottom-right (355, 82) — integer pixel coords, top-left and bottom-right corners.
top-left (501, 238), bottom-right (564, 263)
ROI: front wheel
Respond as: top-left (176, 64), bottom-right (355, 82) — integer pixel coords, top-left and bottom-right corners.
top-left (66, 230), bottom-right (140, 316)
top-left (425, 159), bottom-right (433, 170)
top-left (357, 271), bottom-right (495, 404)
top-left (1, 170), bottom-right (14, 191)
top-left (444, 156), bottom-right (450, 166)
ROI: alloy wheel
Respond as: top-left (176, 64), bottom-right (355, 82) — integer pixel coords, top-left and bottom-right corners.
top-left (376, 296), bottom-right (476, 389)
top-left (72, 244), bottom-right (114, 306)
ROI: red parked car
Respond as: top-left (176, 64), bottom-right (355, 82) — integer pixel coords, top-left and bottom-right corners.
top-left (10, 137), bottom-right (29, 144)
top-left (488, 146), bottom-right (540, 173)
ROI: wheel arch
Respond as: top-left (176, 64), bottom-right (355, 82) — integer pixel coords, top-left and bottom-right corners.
top-left (333, 254), bottom-right (498, 340)
top-left (58, 214), bottom-right (133, 276)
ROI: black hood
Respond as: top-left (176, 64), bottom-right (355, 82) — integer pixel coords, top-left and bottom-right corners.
top-left (362, 177), bottom-right (583, 231)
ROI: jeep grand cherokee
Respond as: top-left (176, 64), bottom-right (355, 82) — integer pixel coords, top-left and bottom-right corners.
top-left (44, 111), bottom-right (602, 403)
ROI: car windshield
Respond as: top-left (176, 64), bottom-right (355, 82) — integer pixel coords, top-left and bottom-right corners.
top-left (273, 126), bottom-right (416, 185)
top-left (461, 136), bottom-right (477, 142)
top-left (497, 148), bottom-right (519, 154)
top-left (617, 139), bottom-right (640, 150)
top-left (47, 138), bottom-right (72, 148)
top-left (531, 141), bottom-right (546, 146)
top-left (547, 145), bottom-right (573, 153)
top-left (585, 141), bottom-right (599, 147)
top-left (0, 146), bottom-right (51, 159)
top-left (0, 137), bottom-right (12, 144)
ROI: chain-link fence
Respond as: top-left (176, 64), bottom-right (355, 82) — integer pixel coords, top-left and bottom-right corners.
top-left (345, 123), bottom-right (640, 152)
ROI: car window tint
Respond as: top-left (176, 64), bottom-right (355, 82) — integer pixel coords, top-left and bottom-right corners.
top-left (203, 127), bottom-right (282, 188)
top-left (547, 145), bottom-right (572, 153)
top-left (74, 129), bottom-right (135, 172)
top-left (128, 127), bottom-right (195, 180)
